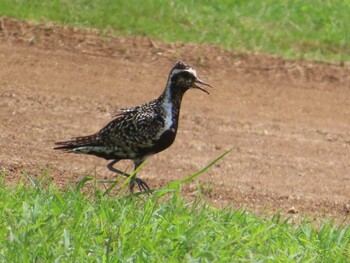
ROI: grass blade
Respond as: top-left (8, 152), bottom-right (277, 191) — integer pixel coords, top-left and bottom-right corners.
top-left (75, 176), bottom-right (94, 192)
top-left (156, 149), bottom-right (232, 197)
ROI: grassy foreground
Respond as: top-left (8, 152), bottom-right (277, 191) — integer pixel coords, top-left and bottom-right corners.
top-left (1, 164), bottom-right (349, 261)
top-left (0, 0), bottom-right (349, 61)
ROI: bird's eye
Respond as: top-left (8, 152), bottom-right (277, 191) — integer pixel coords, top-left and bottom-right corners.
top-left (182, 71), bottom-right (193, 79)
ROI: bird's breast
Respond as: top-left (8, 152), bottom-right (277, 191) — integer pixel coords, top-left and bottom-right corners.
top-left (152, 128), bottom-right (177, 154)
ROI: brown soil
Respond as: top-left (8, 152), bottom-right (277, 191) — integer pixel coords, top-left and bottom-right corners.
top-left (1, 17), bottom-right (350, 221)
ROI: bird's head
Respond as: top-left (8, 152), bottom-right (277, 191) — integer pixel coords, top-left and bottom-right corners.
top-left (167, 61), bottom-right (212, 94)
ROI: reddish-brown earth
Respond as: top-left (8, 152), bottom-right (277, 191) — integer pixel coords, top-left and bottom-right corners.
top-left (1, 17), bottom-right (349, 221)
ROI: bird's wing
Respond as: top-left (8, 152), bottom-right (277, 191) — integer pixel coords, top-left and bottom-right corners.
top-left (54, 101), bottom-right (164, 154)
top-left (110, 105), bottom-right (139, 118)
top-left (99, 103), bottom-right (164, 148)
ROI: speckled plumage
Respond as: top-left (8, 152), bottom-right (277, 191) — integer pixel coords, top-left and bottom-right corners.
top-left (54, 61), bottom-right (211, 192)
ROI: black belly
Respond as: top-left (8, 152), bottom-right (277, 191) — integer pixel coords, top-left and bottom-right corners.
top-left (151, 129), bottom-right (177, 154)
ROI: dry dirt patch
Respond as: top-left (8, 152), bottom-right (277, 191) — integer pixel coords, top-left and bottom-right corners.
top-left (1, 17), bottom-right (350, 221)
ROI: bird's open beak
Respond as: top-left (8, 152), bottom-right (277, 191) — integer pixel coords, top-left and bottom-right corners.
top-left (193, 78), bottom-right (212, 94)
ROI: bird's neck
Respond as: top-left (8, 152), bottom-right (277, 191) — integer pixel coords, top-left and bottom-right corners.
top-left (158, 83), bottom-right (186, 130)
top-left (160, 85), bottom-right (185, 111)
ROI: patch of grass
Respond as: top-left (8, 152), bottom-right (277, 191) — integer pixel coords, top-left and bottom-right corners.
top-left (0, 154), bottom-right (349, 262)
top-left (0, 0), bottom-right (349, 61)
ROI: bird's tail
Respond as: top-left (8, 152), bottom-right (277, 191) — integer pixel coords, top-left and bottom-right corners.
top-left (54, 134), bottom-right (101, 152)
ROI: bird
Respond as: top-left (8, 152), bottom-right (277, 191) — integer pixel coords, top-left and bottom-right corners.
top-left (54, 61), bottom-right (212, 192)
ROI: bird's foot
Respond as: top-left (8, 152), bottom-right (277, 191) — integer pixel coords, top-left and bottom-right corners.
top-left (130, 177), bottom-right (150, 193)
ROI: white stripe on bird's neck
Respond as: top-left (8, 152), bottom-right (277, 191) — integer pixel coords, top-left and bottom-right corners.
top-left (161, 85), bottom-right (173, 132)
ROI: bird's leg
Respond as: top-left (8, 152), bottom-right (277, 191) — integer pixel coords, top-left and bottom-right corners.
top-left (131, 160), bottom-right (150, 193)
top-left (107, 159), bottom-right (131, 177)
top-left (107, 159), bottom-right (150, 193)
top-left (107, 160), bottom-right (136, 192)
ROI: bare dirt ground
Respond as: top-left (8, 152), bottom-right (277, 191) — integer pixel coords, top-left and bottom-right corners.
top-left (1, 17), bottom-right (350, 221)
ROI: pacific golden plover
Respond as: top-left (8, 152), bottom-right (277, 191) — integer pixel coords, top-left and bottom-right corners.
top-left (54, 61), bottom-right (212, 192)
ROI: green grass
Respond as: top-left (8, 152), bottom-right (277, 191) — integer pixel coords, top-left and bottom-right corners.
top-left (1, 155), bottom-right (349, 262)
top-left (0, 0), bottom-right (349, 61)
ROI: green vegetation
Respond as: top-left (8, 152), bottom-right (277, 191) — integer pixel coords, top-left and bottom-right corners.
top-left (1, 156), bottom-right (349, 262)
top-left (0, 0), bottom-right (349, 61)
